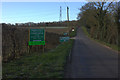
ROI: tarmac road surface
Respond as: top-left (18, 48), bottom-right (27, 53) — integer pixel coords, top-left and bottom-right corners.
top-left (64, 27), bottom-right (118, 78)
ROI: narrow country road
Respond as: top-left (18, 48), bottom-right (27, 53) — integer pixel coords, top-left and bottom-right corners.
top-left (64, 27), bottom-right (118, 78)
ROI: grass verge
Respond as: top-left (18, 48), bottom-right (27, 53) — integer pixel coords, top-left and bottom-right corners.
top-left (3, 40), bottom-right (74, 78)
top-left (81, 26), bottom-right (120, 52)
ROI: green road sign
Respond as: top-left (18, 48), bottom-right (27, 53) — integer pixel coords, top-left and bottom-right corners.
top-left (59, 37), bottom-right (70, 42)
top-left (30, 29), bottom-right (45, 41)
top-left (29, 29), bottom-right (45, 45)
top-left (29, 41), bottom-right (45, 45)
top-left (64, 32), bottom-right (68, 36)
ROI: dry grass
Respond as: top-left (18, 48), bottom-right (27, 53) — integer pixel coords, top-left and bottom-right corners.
top-left (16, 26), bottom-right (70, 34)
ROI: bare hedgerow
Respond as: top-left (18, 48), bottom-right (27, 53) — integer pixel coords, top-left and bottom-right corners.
top-left (2, 24), bottom-right (62, 62)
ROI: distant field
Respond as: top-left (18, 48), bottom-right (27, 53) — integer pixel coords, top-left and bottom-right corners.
top-left (16, 26), bottom-right (70, 34)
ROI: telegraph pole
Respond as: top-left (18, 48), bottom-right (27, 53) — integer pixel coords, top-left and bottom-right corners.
top-left (67, 6), bottom-right (70, 34)
top-left (67, 6), bottom-right (69, 21)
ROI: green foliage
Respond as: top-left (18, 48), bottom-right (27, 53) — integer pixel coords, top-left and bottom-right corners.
top-left (78, 2), bottom-right (119, 50)
top-left (3, 40), bottom-right (74, 78)
top-left (82, 26), bottom-right (120, 51)
top-left (81, 26), bottom-right (90, 37)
